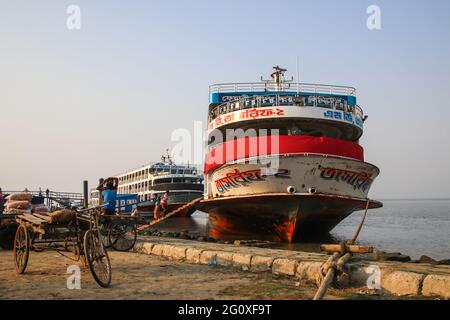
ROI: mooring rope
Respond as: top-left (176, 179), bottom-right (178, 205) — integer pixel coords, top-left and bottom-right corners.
top-left (350, 198), bottom-right (371, 245)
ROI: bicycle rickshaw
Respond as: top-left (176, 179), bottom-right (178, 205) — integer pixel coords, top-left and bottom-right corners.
top-left (13, 206), bottom-right (112, 288)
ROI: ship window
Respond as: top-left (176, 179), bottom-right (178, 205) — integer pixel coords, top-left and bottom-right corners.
top-left (154, 178), bottom-right (171, 185)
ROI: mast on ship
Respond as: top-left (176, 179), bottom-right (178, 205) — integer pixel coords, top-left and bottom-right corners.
top-left (161, 148), bottom-right (173, 165)
top-left (261, 66), bottom-right (293, 91)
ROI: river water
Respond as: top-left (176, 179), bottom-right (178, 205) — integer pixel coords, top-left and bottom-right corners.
top-left (153, 199), bottom-right (450, 260)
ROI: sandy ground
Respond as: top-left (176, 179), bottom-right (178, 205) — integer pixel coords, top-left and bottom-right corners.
top-left (0, 248), bottom-right (367, 300)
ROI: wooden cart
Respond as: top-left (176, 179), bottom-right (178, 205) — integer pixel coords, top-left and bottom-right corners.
top-left (13, 207), bottom-right (112, 288)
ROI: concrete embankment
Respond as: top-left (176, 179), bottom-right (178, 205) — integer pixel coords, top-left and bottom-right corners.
top-left (134, 236), bottom-right (450, 299)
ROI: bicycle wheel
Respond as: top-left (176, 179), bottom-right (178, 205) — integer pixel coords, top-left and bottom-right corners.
top-left (13, 223), bottom-right (30, 274)
top-left (108, 220), bottom-right (137, 252)
top-left (84, 230), bottom-right (112, 288)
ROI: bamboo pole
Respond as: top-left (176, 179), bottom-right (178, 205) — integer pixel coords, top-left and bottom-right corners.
top-left (313, 253), bottom-right (339, 300)
top-left (137, 197), bottom-right (202, 231)
top-left (320, 244), bottom-right (373, 254)
top-left (313, 199), bottom-right (372, 300)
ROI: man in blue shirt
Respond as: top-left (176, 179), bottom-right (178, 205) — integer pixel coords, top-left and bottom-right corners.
top-left (102, 179), bottom-right (117, 215)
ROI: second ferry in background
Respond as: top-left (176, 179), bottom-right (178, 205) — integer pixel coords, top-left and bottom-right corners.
top-left (91, 151), bottom-right (204, 217)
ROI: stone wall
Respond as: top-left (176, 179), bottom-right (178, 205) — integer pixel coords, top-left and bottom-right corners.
top-left (133, 236), bottom-right (450, 299)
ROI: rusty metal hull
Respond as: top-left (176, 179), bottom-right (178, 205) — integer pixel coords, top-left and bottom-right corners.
top-left (198, 193), bottom-right (382, 242)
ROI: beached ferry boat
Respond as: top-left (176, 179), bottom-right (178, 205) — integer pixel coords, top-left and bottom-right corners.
top-left (91, 152), bottom-right (204, 217)
top-left (199, 66), bottom-right (382, 241)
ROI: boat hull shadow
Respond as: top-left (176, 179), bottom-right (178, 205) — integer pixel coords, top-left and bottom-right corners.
top-left (198, 193), bottom-right (382, 242)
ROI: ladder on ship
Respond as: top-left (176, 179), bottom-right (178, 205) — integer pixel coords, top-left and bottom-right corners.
top-left (136, 197), bottom-right (203, 231)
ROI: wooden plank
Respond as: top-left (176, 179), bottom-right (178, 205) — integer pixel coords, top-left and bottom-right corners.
top-left (320, 244), bottom-right (373, 254)
top-left (19, 213), bottom-right (47, 226)
top-left (33, 213), bottom-right (52, 223)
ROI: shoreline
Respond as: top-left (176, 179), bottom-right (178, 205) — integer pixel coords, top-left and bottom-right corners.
top-left (133, 236), bottom-right (450, 299)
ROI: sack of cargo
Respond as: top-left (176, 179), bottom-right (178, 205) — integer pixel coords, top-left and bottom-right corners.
top-left (3, 208), bottom-right (32, 215)
top-left (48, 209), bottom-right (75, 224)
top-left (6, 193), bottom-right (33, 202)
top-left (6, 200), bottom-right (31, 210)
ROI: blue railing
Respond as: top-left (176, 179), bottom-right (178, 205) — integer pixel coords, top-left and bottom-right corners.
top-left (208, 93), bottom-right (364, 123)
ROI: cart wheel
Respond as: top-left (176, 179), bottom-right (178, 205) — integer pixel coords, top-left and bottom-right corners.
top-left (13, 224), bottom-right (30, 274)
top-left (84, 230), bottom-right (112, 288)
top-left (109, 220), bottom-right (137, 252)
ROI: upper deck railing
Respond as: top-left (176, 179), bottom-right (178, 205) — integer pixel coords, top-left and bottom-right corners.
top-left (209, 82), bottom-right (356, 97)
top-left (208, 93), bottom-right (364, 123)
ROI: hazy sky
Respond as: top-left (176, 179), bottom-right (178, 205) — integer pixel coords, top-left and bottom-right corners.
top-left (1, 0), bottom-right (449, 199)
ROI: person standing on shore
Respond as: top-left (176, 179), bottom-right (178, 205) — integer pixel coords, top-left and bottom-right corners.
top-left (150, 193), bottom-right (158, 206)
top-left (45, 188), bottom-right (50, 210)
top-left (153, 194), bottom-right (161, 220)
top-left (161, 190), bottom-right (170, 215)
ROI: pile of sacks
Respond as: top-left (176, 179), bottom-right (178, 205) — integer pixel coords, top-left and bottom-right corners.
top-left (3, 193), bottom-right (33, 215)
top-left (3, 192), bottom-right (74, 223)
top-left (47, 209), bottom-right (75, 224)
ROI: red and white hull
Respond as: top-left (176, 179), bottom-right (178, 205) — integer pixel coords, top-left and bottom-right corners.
top-left (200, 153), bottom-right (381, 242)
